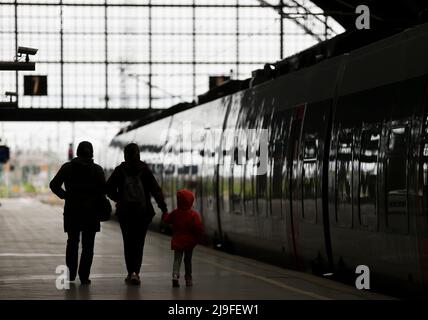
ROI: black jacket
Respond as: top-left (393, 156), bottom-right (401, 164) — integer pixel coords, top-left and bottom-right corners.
top-left (50, 157), bottom-right (106, 232)
top-left (106, 160), bottom-right (168, 222)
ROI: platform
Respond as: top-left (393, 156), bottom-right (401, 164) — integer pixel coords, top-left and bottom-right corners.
top-left (0, 198), bottom-right (390, 300)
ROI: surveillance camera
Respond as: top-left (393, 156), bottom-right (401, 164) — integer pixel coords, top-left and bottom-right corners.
top-left (5, 91), bottom-right (17, 96)
top-left (18, 46), bottom-right (38, 56)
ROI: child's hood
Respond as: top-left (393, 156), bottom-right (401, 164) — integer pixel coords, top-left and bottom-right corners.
top-left (177, 189), bottom-right (194, 210)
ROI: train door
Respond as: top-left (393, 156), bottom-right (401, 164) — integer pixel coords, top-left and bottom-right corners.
top-left (163, 142), bottom-right (176, 210)
top-left (358, 123), bottom-right (382, 231)
top-left (201, 128), bottom-right (222, 243)
top-left (286, 105), bottom-right (305, 269)
top-left (269, 106), bottom-right (292, 264)
top-left (216, 95), bottom-right (245, 247)
top-left (383, 121), bottom-right (410, 234)
top-left (419, 94), bottom-right (428, 289)
top-left (287, 102), bottom-right (334, 272)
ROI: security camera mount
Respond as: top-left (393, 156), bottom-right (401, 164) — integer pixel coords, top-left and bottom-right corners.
top-left (17, 47), bottom-right (38, 63)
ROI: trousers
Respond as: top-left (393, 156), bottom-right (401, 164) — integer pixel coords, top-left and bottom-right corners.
top-left (119, 218), bottom-right (149, 275)
top-left (172, 249), bottom-right (193, 279)
top-left (66, 231), bottom-right (96, 281)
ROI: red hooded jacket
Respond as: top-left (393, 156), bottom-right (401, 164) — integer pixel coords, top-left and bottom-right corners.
top-left (162, 189), bottom-right (204, 250)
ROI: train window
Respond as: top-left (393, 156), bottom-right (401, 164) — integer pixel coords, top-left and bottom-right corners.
top-left (271, 145), bottom-right (284, 197)
top-left (298, 103), bottom-right (330, 224)
top-left (221, 164), bottom-right (231, 214)
top-left (422, 116), bottom-right (428, 218)
top-left (271, 138), bottom-right (285, 217)
top-left (269, 109), bottom-right (290, 218)
top-left (388, 127), bottom-right (408, 153)
top-left (359, 127), bottom-right (380, 230)
top-left (244, 163), bottom-right (255, 216)
top-left (302, 133), bottom-right (318, 223)
top-left (164, 164), bottom-right (175, 175)
top-left (423, 137), bottom-right (428, 219)
top-left (304, 137), bottom-right (317, 160)
top-left (385, 126), bottom-right (409, 233)
top-left (230, 131), bottom-right (244, 215)
top-left (254, 132), bottom-right (269, 217)
top-left (288, 107), bottom-right (304, 222)
top-left (220, 132), bottom-right (234, 215)
top-left (231, 164), bottom-right (243, 215)
top-left (256, 172), bottom-right (268, 216)
top-left (336, 128), bottom-right (353, 228)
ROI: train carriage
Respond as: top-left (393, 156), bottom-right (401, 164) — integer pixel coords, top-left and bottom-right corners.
top-left (104, 22), bottom-right (428, 296)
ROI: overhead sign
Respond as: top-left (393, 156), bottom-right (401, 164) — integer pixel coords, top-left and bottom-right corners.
top-left (24, 75), bottom-right (47, 96)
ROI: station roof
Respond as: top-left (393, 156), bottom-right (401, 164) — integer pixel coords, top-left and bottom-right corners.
top-left (115, 0), bottom-right (428, 136)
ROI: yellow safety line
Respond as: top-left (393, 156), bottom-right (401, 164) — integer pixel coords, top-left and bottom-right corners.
top-left (194, 256), bottom-right (331, 300)
top-left (152, 233), bottom-right (385, 300)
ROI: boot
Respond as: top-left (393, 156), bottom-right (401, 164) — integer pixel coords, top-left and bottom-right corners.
top-left (185, 275), bottom-right (192, 287)
top-left (172, 274), bottom-right (180, 288)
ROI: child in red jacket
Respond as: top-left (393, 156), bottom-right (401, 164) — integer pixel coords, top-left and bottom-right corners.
top-left (162, 189), bottom-right (204, 287)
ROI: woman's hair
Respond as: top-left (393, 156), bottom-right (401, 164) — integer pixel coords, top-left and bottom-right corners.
top-left (124, 143), bottom-right (140, 162)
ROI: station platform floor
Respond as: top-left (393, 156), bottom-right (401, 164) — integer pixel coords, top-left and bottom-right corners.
top-left (0, 198), bottom-right (391, 300)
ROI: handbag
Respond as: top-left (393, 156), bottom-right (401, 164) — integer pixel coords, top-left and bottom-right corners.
top-left (86, 163), bottom-right (112, 222)
top-left (98, 195), bottom-right (112, 222)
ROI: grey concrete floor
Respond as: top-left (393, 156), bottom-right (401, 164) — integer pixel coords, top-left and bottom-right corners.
top-left (0, 198), bottom-right (390, 300)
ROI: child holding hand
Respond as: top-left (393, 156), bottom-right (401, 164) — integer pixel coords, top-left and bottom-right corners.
top-left (162, 189), bottom-right (204, 287)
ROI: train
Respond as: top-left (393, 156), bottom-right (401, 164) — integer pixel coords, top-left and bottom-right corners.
top-left (103, 22), bottom-right (428, 297)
